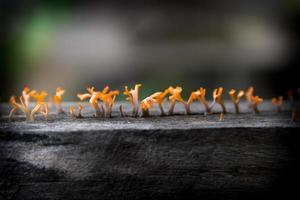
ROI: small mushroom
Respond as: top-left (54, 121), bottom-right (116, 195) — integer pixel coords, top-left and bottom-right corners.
top-left (167, 86), bottom-right (188, 115)
top-left (141, 91), bottom-right (169, 117)
top-left (151, 91), bottom-right (169, 116)
top-left (245, 87), bottom-right (263, 114)
top-left (187, 87), bottom-right (212, 114)
top-left (9, 90), bottom-right (48, 122)
top-left (250, 96), bottom-right (263, 114)
top-left (77, 87), bottom-right (103, 117)
top-left (22, 87), bottom-right (36, 108)
top-left (9, 96), bottom-right (31, 121)
top-left (53, 87), bottom-right (65, 114)
top-left (123, 84), bottom-right (142, 117)
top-left (187, 90), bottom-right (201, 114)
top-left (229, 89), bottom-right (244, 114)
top-left (70, 103), bottom-right (83, 118)
top-left (140, 95), bottom-right (157, 117)
top-left (245, 86), bottom-right (254, 104)
top-left (99, 89), bottom-right (119, 117)
top-left (30, 91), bottom-right (49, 120)
top-left (210, 87), bottom-right (226, 113)
top-left (272, 96), bottom-right (283, 112)
top-left (198, 87), bottom-right (211, 114)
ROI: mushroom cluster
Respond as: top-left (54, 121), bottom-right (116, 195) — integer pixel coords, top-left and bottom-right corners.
top-left (7, 85), bottom-right (297, 122)
top-left (9, 88), bottom-right (48, 121)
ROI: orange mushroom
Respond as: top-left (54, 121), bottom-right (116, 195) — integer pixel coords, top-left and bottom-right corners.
top-left (245, 86), bottom-right (254, 104)
top-left (9, 90), bottom-right (48, 121)
top-left (210, 87), bottom-right (226, 113)
top-left (245, 87), bottom-right (263, 114)
top-left (150, 90), bottom-right (169, 116)
top-left (272, 96), bottom-right (283, 112)
top-left (167, 86), bottom-right (188, 115)
top-left (123, 84), bottom-right (142, 117)
top-left (77, 87), bottom-right (103, 117)
top-left (140, 90), bottom-right (169, 117)
top-left (140, 95), bottom-right (157, 117)
top-left (30, 90), bottom-right (49, 120)
top-left (250, 96), bottom-right (263, 114)
top-left (53, 87), bottom-right (65, 114)
top-left (70, 103), bottom-right (83, 118)
top-left (99, 89), bottom-right (119, 117)
top-left (187, 87), bottom-right (212, 114)
top-left (8, 96), bottom-right (30, 121)
top-left (22, 87), bottom-right (36, 108)
top-left (187, 90), bottom-right (201, 114)
top-left (229, 89), bottom-right (244, 114)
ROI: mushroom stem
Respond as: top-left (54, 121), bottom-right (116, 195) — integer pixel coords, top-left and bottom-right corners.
top-left (158, 104), bottom-right (165, 116)
top-left (183, 102), bottom-right (189, 115)
top-left (168, 101), bottom-right (176, 115)
top-left (119, 105), bottom-right (126, 117)
top-left (91, 103), bottom-right (101, 117)
top-left (202, 101), bottom-right (212, 114)
top-left (220, 101), bottom-right (226, 113)
top-left (186, 104), bottom-right (191, 115)
top-left (234, 103), bottom-right (239, 114)
top-left (30, 103), bottom-right (42, 122)
top-left (8, 107), bottom-right (17, 122)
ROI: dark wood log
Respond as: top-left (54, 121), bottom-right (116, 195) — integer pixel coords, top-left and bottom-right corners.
top-left (0, 101), bottom-right (299, 200)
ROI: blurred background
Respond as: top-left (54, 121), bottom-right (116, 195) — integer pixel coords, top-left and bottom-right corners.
top-left (0, 0), bottom-right (299, 101)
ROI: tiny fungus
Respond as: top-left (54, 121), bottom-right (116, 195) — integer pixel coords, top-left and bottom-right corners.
top-left (70, 103), bottom-right (83, 118)
top-left (150, 91), bottom-right (169, 116)
top-left (119, 105), bottom-right (126, 117)
top-left (30, 90), bottom-right (49, 120)
top-left (272, 96), bottom-right (283, 112)
top-left (167, 86), bottom-right (188, 115)
top-left (77, 87), bottom-right (103, 117)
top-left (22, 87), bottom-right (36, 107)
top-left (198, 87), bottom-right (212, 114)
top-left (141, 91), bottom-right (169, 117)
top-left (229, 89), bottom-right (244, 114)
top-left (9, 90), bottom-right (48, 121)
top-left (250, 96), bottom-right (263, 114)
top-left (123, 84), bottom-right (142, 117)
top-left (210, 87), bottom-right (226, 113)
top-left (99, 89), bottom-right (119, 117)
top-left (141, 96), bottom-right (156, 117)
top-left (187, 90), bottom-right (201, 114)
top-left (53, 87), bottom-right (65, 114)
top-left (246, 87), bottom-right (263, 114)
top-left (245, 86), bottom-right (254, 104)
top-left (187, 87), bottom-right (212, 114)
top-left (9, 96), bottom-right (30, 121)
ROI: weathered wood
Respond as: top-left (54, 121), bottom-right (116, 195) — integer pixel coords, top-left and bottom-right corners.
top-left (0, 101), bottom-right (299, 199)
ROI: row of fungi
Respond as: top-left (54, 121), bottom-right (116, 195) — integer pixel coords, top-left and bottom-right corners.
top-left (9, 85), bottom-right (298, 122)
top-left (8, 85), bottom-right (265, 121)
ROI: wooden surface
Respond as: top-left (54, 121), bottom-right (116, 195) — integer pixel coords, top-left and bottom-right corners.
top-left (0, 101), bottom-right (300, 199)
